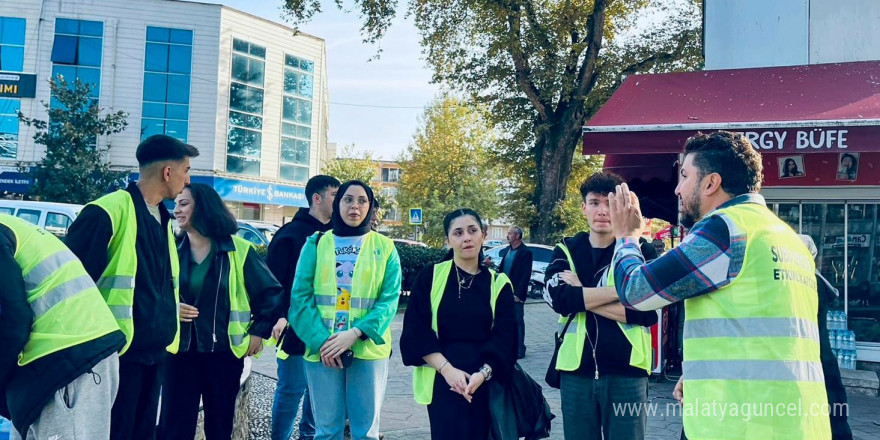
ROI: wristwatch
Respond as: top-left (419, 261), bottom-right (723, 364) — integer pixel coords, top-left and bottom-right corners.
top-left (479, 364), bottom-right (493, 381)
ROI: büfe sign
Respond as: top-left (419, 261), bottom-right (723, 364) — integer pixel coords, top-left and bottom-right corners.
top-left (738, 128), bottom-right (850, 151)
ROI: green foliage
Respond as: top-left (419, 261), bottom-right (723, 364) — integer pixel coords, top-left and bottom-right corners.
top-left (394, 242), bottom-right (446, 292)
top-left (282, 0), bottom-right (703, 243)
top-left (557, 154), bottom-right (605, 239)
top-left (394, 97), bottom-right (503, 246)
top-left (18, 76), bottom-right (129, 204)
top-left (321, 144), bottom-right (390, 219)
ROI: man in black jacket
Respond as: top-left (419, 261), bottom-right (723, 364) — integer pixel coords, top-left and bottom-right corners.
top-left (66, 134), bottom-right (199, 440)
top-left (266, 175), bottom-right (339, 440)
top-left (1, 215), bottom-right (125, 439)
top-left (499, 226), bottom-right (533, 359)
top-left (544, 172), bottom-right (657, 440)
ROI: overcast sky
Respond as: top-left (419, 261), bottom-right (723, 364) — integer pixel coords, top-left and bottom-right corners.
top-left (204, 0), bottom-right (440, 160)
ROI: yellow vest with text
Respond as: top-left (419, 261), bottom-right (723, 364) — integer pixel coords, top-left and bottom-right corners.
top-left (553, 244), bottom-right (652, 373)
top-left (682, 203), bottom-right (829, 440)
top-left (226, 236), bottom-right (257, 358)
top-left (306, 231), bottom-right (396, 362)
top-left (412, 260), bottom-right (512, 405)
top-left (88, 190), bottom-right (180, 355)
top-left (1, 214), bottom-right (120, 365)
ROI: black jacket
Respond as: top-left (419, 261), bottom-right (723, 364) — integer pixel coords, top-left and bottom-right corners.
top-left (816, 273), bottom-right (853, 440)
top-left (0, 222), bottom-right (125, 434)
top-left (265, 208), bottom-right (331, 355)
top-left (66, 182), bottom-right (177, 364)
top-left (543, 232), bottom-right (657, 377)
top-left (177, 235), bottom-right (284, 353)
top-left (499, 244), bottom-right (533, 301)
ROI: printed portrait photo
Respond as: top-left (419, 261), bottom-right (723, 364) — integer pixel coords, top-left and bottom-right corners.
top-left (836, 153), bottom-right (859, 181)
top-left (778, 155), bottom-right (806, 179)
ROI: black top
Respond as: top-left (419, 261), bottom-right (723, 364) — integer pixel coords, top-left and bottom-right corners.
top-left (499, 244), bottom-right (533, 301)
top-left (0, 221), bottom-right (124, 433)
top-left (66, 181), bottom-right (177, 364)
top-left (266, 208), bottom-right (332, 355)
top-left (401, 264), bottom-right (517, 383)
top-left (544, 232), bottom-right (658, 377)
top-left (177, 234), bottom-right (284, 353)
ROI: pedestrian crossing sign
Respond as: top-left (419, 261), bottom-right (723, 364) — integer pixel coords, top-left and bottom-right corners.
top-left (409, 208), bottom-right (423, 225)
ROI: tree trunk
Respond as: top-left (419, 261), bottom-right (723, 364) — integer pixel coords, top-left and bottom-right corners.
top-left (530, 111), bottom-right (584, 244)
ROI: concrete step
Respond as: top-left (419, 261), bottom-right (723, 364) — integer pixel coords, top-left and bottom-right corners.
top-left (841, 368), bottom-right (880, 397)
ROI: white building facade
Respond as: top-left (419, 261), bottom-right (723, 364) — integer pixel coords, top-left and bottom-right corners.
top-left (0, 0), bottom-right (330, 224)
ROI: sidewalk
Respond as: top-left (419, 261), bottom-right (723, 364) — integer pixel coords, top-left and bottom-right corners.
top-left (251, 302), bottom-right (880, 440)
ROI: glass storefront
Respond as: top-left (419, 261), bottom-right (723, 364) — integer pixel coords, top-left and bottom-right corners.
top-left (771, 201), bottom-right (880, 344)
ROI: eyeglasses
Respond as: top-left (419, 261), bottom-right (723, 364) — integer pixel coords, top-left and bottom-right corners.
top-left (341, 196), bottom-right (370, 207)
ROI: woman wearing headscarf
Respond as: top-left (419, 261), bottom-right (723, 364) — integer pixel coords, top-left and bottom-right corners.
top-left (400, 208), bottom-right (517, 440)
top-left (289, 180), bottom-right (402, 440)
top-left (159, 183), bottom-right (284, 440)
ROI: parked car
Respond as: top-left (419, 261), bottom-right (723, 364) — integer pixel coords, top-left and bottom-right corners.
top-left (236, 220), bottom-right (270, 247)
top-left (241, 220), bottom-right (279, 242)
top-left (483, 243), bottom-right (554, 299)
top-left (0, 200), bottom-right (83, 237)
top-left (392, 238), bottom-right (429, 247)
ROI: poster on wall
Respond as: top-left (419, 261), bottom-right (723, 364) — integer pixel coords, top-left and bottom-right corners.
top-left (778, 155), bottom-right (806, 179)
top-left (836, 153), bottom-right (859, 181)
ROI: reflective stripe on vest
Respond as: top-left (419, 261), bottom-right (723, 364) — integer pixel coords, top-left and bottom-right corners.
top-left (681, 202), bottom-right (830, 440)
top-left (553, 243), bottom-right (652, 373)
top-left (1, 214), bottom-right (121, 365)
top-left (412, 261), bottom-right (512, 405)
top-left (90, 190), bottom-right (181, 355)
top-left (227, 236), bottom-right (254, 358)
top-left (307, 231), bottom-right (397, 362)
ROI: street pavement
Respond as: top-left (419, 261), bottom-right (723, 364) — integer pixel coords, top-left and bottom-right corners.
top-left (252, 301), bottom-right (880, 440)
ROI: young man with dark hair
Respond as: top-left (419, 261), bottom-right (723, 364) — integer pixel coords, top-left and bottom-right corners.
top-left (267, 174), bottom-right (340, 440)
top-left (66, 134), bottom-right (199, 440)
top-left (603, 131), bottom-right (831, 440)
top-left (543, 172), bottom-right (657, 440)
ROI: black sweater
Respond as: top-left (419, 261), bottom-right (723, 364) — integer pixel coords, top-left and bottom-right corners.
top-left (401, 264), bottom-right (517, 383)
top-left (544, 232), bottom-right (658, 377)
top-left (265, 208), bottom-right (331, 355)
top-left (66, 182), bottom-right (177, 364)
top-left (0, 222), bottom-right (125, 434)
top-left (177, 235), bottom-right (284, 353)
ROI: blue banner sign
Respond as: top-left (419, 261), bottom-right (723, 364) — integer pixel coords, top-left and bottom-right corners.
top-left (214, 177), bottom-right (307, 207)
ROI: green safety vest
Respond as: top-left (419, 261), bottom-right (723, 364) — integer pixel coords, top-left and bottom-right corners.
top-left (553, 244), bottom-right (653, 373)
top-left (88, 190), bottom-right (180, 355)
top-left (412, 260), bottom-right (512, 405)
top-left (227, 236), bottom-right (257, 358)
top-left (682, 202), bottom-right (829, 440)
top-left (305, 231), bottom-right (397, 362)
top-left (0, 214), bottom-right (120, 365)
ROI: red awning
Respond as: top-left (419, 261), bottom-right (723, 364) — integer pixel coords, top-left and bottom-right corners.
top-left (583, 61), bottom-right (880, 154)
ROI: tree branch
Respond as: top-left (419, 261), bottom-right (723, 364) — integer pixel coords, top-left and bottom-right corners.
top-left (504, 4), bottom-right (551, 122)
top-left (574, 0), bottom-right (609, 99)
top-left (619, 28), bottom-right (698, 78)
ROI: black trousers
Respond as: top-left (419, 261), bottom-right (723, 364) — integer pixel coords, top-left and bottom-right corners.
top-left (111, 358), bottom-right (166, 440)
top-left (158, 351), bottom-right (244, 440)
top-left (514, 301), bottom-right (526, 356)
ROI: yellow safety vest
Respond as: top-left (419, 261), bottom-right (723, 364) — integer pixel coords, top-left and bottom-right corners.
top-left (682, 202), bottom-right (830, 440)
top-left (88, 190), bottom-right (180, 355)
top-left (412, 260), bottom-right (512, 405)
top-left (226, 236), bottom-right (256, 358)
top-left (553, 244), bottom-right (652, 373)
top-left (0, 214), bottom-right (120, 365)
top-left (306, 231), bottom-right (397, 362)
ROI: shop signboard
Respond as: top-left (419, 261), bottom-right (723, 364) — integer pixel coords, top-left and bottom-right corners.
top-left (213, 177), bottom-right (307, 207)
top-left (831, 234), bottom-right (871, 248)
top-left (0, 72), bottom-right (37, 98)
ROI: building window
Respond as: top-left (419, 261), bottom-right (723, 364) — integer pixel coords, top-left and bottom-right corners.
top-left (381, 167), bottom-right (399, 183)
top-left (0, 17), bottom-right (25, 160)
top-left (279, 54), bottom-right (314, 182)
top-left (492, 227), bottom-right (503, 239)
top-left (385, 207), bottom-right (400, 222)
top-left (141, 26), bottom-right (192, 143)
top-left (226, 38), bottom-right (265, 176)
top-left (51, 18), bottom-right (103, 102)
top-left (0, 17), bottom-right (25, 72)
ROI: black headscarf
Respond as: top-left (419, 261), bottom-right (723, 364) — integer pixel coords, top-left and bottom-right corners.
top-left (332, 180), bottom-right (375, 237)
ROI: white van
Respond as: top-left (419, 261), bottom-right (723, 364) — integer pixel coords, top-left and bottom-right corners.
top-left (0, 200), bottom-right (84, 237)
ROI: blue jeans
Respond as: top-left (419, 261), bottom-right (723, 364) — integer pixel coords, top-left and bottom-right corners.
top-left (560, 373), bottom-right (648, 440)
top-left (272, 355), bottom-right (315, 440)
top-left (304, 358), bottom-right (389, 440)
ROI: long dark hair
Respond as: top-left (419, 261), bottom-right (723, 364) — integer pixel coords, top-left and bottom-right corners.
top-left (782, 158), bottom-right (800, 177)
top-left (185, 183), bottom-right (238, 239)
